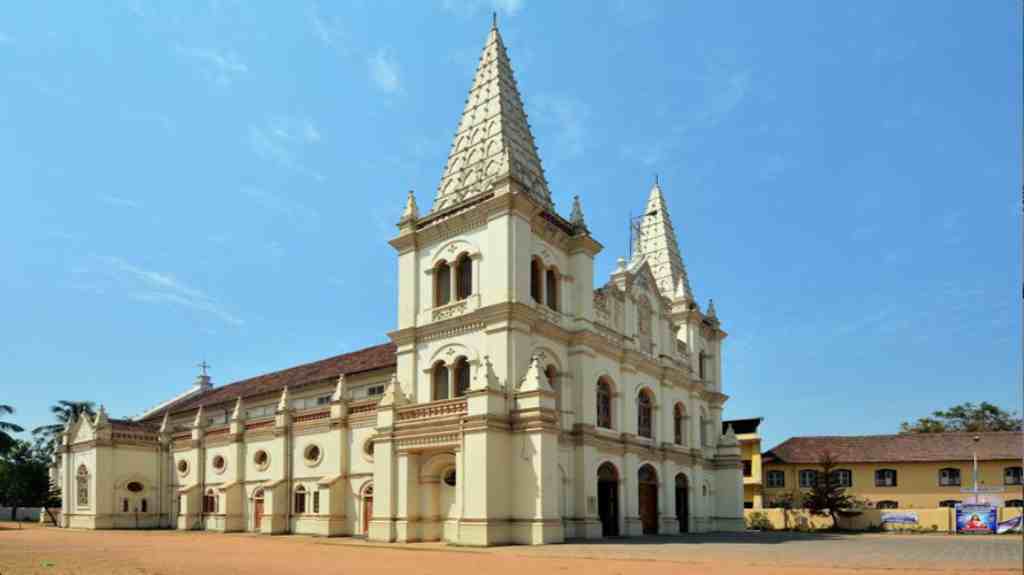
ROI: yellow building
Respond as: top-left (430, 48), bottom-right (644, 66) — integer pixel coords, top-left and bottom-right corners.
top-left (723, 418), bottom-right (764, 509)
top-left (762, 432), bottom-right (1023, 509)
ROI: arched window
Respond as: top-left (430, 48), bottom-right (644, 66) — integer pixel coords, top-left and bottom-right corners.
top-left (596, 378), bottom-right (612, 429)
top-left (435, 261), bottom-right (452, 306)
top-left (122, 498), bottom-right (129, 512)
top-left (313, 491), bottom-right (320, 514)
top-left (545, 268), bottom-right (559, 311)
top-left (939, 467), bottom-right (961, 486)
top-left (699, 408), bottom-right (709, 447)
top-left (453, 356), bottom-right (470, 397)
top-left (432, 362), bottom-right (449, 401)
top-left (141, 498), bottom-right (148, 513)
top-left (294, 485), bottom-right (307, 514)
top-left (203, 489), bottom-right (217, 514)
top-left (545, 365), bottom-right (560, 415)
top-left (1005, 466), bottom-right (1023, 485)
top-left (455, 253), bottom-right (473, 300)
top-left (530, 258), bottom-right (543, 303)
top-left (76, 465), bottom-right (89, 506)
top-left (673, 403), bottom-right (686, 445)
top-left (637, 390), bottom-right (653, 439)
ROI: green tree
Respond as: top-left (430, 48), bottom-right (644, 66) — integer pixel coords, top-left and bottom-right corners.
top-left (0, 440), bottom-right (53, 521)
top-left (0, 404), bottom-right (24, 455)
top-left (900, 402), bottom-right (1022, 433)
top-left (32, 400), bottom-right (95, 460)
top-left (803, 451), bottom-right (858, 529)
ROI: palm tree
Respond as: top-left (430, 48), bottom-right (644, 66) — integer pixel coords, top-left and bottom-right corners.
top-left (32, 400), bottom-right (96, 459)
top-left (0, 404), bottom-right (24, 454)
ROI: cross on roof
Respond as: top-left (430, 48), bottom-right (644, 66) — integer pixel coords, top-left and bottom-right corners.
top-left (197, 361), bottom-right (211, 376)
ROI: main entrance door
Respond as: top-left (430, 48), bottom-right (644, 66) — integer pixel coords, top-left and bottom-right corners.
top-left (597, 462), bottom-right (619, 537)
top-left (675, 473), bottom-right (689, 533)
top-left (253, 489), bottom-right (264, 531)
top-left (362, 484), bottom-right (374, 535)
top-left (638, 464), bottom-right (659, 534)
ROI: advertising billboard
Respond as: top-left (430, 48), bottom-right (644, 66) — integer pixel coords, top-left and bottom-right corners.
top-left (955, 504), bottom-right (997, 534)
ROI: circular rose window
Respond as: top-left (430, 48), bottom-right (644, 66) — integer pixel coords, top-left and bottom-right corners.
top-left (212, 455), bottom-right (226, 473)
top-left (176, 460), bottom-right (189, 476)
top-left (303, 444), bottom-right (322, 466)
top-left (253, 450), bottom-right (270, 470)
top-left (126, 481), bottom-right (144, 493)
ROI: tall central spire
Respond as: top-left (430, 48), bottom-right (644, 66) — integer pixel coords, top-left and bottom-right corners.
top-left (631, 181), bottom-right (695, 304)
top-left (430, 21), bottom-right (552, 213)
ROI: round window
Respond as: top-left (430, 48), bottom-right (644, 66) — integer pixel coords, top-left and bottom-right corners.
top-left (443, 469), bottom-right (456, 487)
top-left (303, 444), bottom-right (322, 466)
top-left (176, 460), bottom-right (189, 476)
top-left (126, 481), bottom-right (143, 493)
top-left (364, 439), bottom-right (375, 457)
top-left (253, 450), bottom-right (270, 470)
top-left (212, 455), bottom-right (226, 472)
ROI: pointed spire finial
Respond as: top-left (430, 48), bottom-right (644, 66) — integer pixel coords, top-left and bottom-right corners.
top-left (492, 11), bottom-right (497, 29)
top-left (518, 352), bottom-right (552, 392)
top-left (570, 195), bottom-right (587, 232)
top-left (706, 298), bottom-right (717, 320)
top-left (159, 411), bottom-right (170, 433)
top-left (231, 396), bottom-right (244, 421)
top-left (277, 386), bottom-right (290, 413)
top-left (331, 374), bottom-right (347, 402)
top-left (654, 173), bottom-right (659, 186)
top-left (94, 405), bottom-right (109, 427)
top-left (192, 405), bottom-right (205, 429)
top-left (400, 190), bottom-right (419, 224)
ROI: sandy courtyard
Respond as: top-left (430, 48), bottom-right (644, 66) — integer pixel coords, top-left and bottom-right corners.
top-left (0, 524), bottom-right (1021, 575)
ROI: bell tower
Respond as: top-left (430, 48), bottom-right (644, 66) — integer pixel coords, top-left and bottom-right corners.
top-left (383, 18), bottom-right (601, 545)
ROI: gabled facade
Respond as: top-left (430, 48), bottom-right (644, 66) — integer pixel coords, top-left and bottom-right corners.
top-left (57, 21), bottom-right (743, 545)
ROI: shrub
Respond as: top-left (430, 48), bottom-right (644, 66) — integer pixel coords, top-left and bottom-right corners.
top-left (747, 511), bottom-right (773, 531)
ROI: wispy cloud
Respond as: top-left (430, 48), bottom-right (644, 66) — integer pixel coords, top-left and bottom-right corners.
top-left (533, 94), bottom-right (589, 158)
top-left (368, 49), bottom-right (400, 93)
top-left (248, 117), bottom-right (325, 181)
top-left (309, 4), bottom-right (344, 49)
top-left (175, 45), bottom-right (248, 87)
top-left (702, 69), bottom-right (751, 126)
top-left (98, 194), bottom-right (142, 209)
top-left (96, 256), bottom-right (243, 326)
top-left (241, 187), bottom-right (321, 227)
top-left (441, 0), bottom-right (524, 17)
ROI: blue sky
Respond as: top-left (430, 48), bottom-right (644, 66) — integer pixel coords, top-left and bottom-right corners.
top-left (1, 1), bottom-right (1019, 450)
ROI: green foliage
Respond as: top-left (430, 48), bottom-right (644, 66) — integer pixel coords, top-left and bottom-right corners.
top-left (0, 404), bottom-right (25, 456)
top-left (900, 402), bottom-right (1022, 433)
top-left (32, 400), bottom-right (96, 461)
top-left (0, 440), bottom-right (53, 519)
top-left (746, 511), bottom-right (773, 531)
top-left (803, 451), bottom-right (858, 529)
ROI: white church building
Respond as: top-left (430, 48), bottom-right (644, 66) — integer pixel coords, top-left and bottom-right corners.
top-left (56, 21), bottom-right (744, 545)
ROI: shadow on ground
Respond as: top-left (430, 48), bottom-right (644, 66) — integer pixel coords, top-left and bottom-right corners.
top-left (562, 531), bottom-right (849, 546)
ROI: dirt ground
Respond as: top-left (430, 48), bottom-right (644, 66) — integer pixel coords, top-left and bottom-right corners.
top-left (0, 524), bottom-right (1021, 575)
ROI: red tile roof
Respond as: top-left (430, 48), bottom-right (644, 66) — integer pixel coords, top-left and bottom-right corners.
top-left (141, 342), bottom-right (396, 422)
top-left (763, 432), bottom-right (1024, 464)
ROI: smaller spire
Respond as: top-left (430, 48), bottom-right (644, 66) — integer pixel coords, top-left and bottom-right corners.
top-left (159, 411), bottom-right (170, 434)
top-left (654, 173), bottom-right (659, 187)
top-left (706, 299), bottom-right (718, 322)
top-left (399, 190), bottom-right (419, 224)
top-left (379, 373), bottom-right (409, 406)
top-left (231, 396), bottom-right (244, 421)
top-left (473, 355), bottom-right (502, 391)
top-left (277, 387), bottom-right (290, 413)
top-left (331, 374), bottom-right (347, 403)
top-left (192, 405), bottom-right (205, 429)
top-left (492, 11), bottom-right (498, 30)
top-left (570, 195), bottom-right (588, 232)
top-left (518, 353), bottom-right (552, 393)
top-left (616, 257), bottom-right (627, 272)
top-left (94, 405), bottom-right (109, 428)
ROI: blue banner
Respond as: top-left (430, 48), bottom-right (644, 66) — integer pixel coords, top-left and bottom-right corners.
top-left (955, 504), bottom-right (997, 534)
top-left (880, 511), bottom-right (918, 525)
top-left (996, 515), bottom-right (1022, 534)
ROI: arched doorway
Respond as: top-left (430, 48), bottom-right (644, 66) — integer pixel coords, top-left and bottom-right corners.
top-left (638, 464), bottom-right (659, 534)
top-left (361, 483), bottom-right (374, 535)
top-left (597, 462), bottom-right (619, 537)
top-left (252, 488), bottom-right (265, 531)
top-left (675, 474), bottom-right (689, 533)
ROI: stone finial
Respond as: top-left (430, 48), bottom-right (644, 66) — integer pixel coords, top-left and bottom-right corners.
top-left (399, 190), bottom-right (419, 224)
top-left (331, 374), bottom-right (347, 403)
top-left (719, 424), bottom-right (738, 447)
top-left (93, 405), bottom-right (109, 427)
top-left (379, 373), bottom-right (409, 407)
top-left (159, 411), bottom-right (170, 434)
top-left (192, 405), bottom-right (205, 429)
top-left (706, 298), bottom-right (717, 319)
top-left (518, 353), bottom-right (552, 393)
top-left (231, 396), bottom-right (244, 421)
top-left (472, 355), bottom-right (502, 391)
top-left (570, 195), bottom-right (587, 232)
top-left (616, 257), bottom-right (627, 272)
top-left (276, 387), bottom-right (290, 413)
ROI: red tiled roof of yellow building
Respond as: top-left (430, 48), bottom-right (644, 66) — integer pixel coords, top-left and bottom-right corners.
top-left (764, 432), bottom-right (1023, 464)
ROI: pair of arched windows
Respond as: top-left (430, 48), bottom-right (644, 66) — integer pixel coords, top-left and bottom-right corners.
top-left (203, 489), bottom-right (218, 514)
top-left (530, 257), bottom-right (560, 312)
top-left (435, 253), bottom-right (473, 307)
top-left (432, 357), bottom-right (471, 401)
